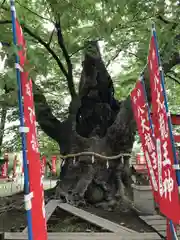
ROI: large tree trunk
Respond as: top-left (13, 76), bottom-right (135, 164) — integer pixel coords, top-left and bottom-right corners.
top-left (34, 40), bottom-right (180, 210)
top-left (32, 41), bottom-right (135, 210)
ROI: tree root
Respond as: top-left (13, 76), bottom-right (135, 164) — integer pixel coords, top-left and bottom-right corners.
top-left (55, 156), bottom-right (133, 212)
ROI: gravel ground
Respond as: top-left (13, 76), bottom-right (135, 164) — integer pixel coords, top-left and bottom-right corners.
top-left (0, 177), bottom-right (57, 197)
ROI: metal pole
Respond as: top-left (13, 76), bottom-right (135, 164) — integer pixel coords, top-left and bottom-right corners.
top-left (10, 1), bottom-right (33, 239)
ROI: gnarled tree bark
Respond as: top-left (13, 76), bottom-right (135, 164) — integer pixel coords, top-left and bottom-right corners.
top-left (33, 37), bottom-right (179, 210)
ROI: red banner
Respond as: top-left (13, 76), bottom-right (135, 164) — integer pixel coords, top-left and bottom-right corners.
top-left (131, 80), bottom-right (159, 202)
top-left (150, 113), bottom-right (180, 126)
top-left (148, 35), bottom-right (180, 223)
top-left (1, 153), bottom-right (8, 178)
top-left (16, 20), bottom-right (47, 239)
top-left (1, 162), bottom-right (8, 178)
top-left (171, 115), bottom-right (180, 125)
top-left (51, 156), bottom-right (56, 174)
top-left (13, 155), bottom-right (17, 178)
top-left (136, 153), bottom-right (146, 165)
top-left (41, 156), bottom-right (46, 175)
top-left (174, 135), bottom-right (180, 143)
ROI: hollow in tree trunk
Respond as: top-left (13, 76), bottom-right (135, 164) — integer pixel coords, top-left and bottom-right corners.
top-left (33, 40), bottom-right (180, 210)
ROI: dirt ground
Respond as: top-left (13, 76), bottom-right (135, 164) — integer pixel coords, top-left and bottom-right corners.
top-left (0, 193), bottom-right (26, 232)
top-left (0, 190), bottom-right (155, 234)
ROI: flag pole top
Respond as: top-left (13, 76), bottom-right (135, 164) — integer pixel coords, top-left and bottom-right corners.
top-left (151, 22), bottom-right (156, 34)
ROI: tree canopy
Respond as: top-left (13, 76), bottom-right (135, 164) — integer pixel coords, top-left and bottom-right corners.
top-left (0, 0), bottom-right (179, 153)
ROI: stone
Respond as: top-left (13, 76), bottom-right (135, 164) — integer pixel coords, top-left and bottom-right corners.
top-left (131, 184), bottom-right (156, 215)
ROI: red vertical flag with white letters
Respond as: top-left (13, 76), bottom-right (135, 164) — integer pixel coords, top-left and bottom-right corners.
top-left (41, 156), bottom-right (46, 176)
top-left (131, 80), bottom-right (159, 203)
top-left (15, 20), bottom-right (47, 239)
top-left (1, 153), bottom-right (9, 178)
top-left (51, 156), bottom-right (57, 174)
top-left (13, 155), bottom-right (17, 178)
top-left (148, 35), bottom-right (180, 224)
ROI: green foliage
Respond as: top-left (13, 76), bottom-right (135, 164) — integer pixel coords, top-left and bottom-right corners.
top-left (38, 130), bottom-right (60, 156)
top-left (0, 0), bottom-right (179, 153)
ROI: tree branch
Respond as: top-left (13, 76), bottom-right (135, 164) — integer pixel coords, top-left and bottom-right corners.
top-left (110, 15), bottom-right (155, 35)
top-left (1, 1), bottom-right (53, 23)
top-left (48, 28), bottom-right (55, 46)
top-left (106, 40), bottom-right (139, 67)
top-left (69, 45), bottom-right (86, 57)
top-left (1, 17), bottom-right (76, 98)
top-left (157, 15), bottom-right (178, 29)
top-left (22, 25), bottom-right (69, 79)
top-left (16, 1), bottom-right (54, 23)
top-left (162, 51), bottom-right (180, 72)
top-left (55, 19), bottom-right (76, 98)
top-left (0, 19), bottom-right (77, 151)
top-left (166, 74), bottom-right (180, 85)
top-left (0, 20), bottom-right (69, 80)
top-left (106, 48), bottom-right (121, 68)
top-left (126, 51), bottom-right (141, 60)
top-left (32, 82), bottom-right (76, 154)
top-left (0, 41), bottom-right (10, 47)
top-left (32, 82), bottom-right (62, 142)
top-left (157, 15), bottom-right (179, 56)
top-left (0, 1), bottom-right (8, 11)
top-left (169, 70), bottom-right (179, 78)
top-left (69, 35), bottom-right (101, 57)
top-left (0, 0), bottom-right (6, 6)
top-left (0, 20), bottom-right (11, 24)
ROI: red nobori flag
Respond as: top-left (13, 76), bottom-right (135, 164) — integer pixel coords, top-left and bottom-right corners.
top-left (131, 80), bottom-right (159, 202)
top-left (1, 153), bottom-right (9, 178)
top-left (13, 155), bottom-right (17, 178)
top-left (15, 20), bottom-right (47, 239)
top-left (51, 156), bottom-right (57, 174)
top-left (41, 156), bottom-right (46, 175)
top-left (1, 159), bottom-right (8, 178)
top-left (148, 35), bottom-right (180, 224)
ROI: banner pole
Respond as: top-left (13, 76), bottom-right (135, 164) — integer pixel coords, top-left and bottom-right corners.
top-left (151, 23), bottom-right (178, 240)
top-left (10, 1), bottom-right (33, 239)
